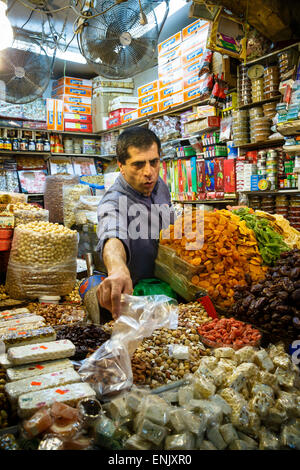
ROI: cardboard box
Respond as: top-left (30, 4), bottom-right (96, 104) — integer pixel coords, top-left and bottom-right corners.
top-left (214, 158), bottom-right (225, 191)
top-left (183, 60), bottom-right (202, 77)
top-left (183, 74), bottom-right (204, 90)
top-left (158, 57), bottom-right (182, 78)
top-left (138, 91), bottom-right (159, 108)
top-left (92, 112), bottom-right (108, 132)
top-left (137, 103), bottom-right (159, 118)
top-left (46, 99), bottom-right (64, 131)
top-left (197, 105), bottom-right (217, 118)
top-left (55, 99), bottom-right (64, 131)
top-left (159, 92), bottom-right (184, 112)
top-left (159, 80), bottom-right (183, 101)
top-left (183, 85), bottom-right (202, 102)
top-left (64, 113), bottom-right (92, 123)
top-left (182, 19), bottom-right (209, 41)
top-left (158, 31), bottom-right (182, 56)
top-left (64, 122), bottom-right (93, 133)
top-left (158, 45), bottom-right (181, 66)
top-left (49, 156), bottom-right (74, 175)
top-left (63, 103), bottom-right (92, 115)
top-left (46, 98), bottom-right (55, 130)
top-left (52, 86), bottom-right (92, 98)
top-left (184, 116), bottom-right (221, 134)
top-left (196, 160), bottom-right (205, 193)
top-left (158, 70), bottom-right (183, 90)
top-left (106, 116), bottom-right (122, 128)
top-left (205, 160), bottom-right (215, 192)
top-left (137, 80), bottom-right (159, 97)
top-left (55, 94), bottom-right (92, 105)
top-left (121, 109), bottom-right (139, 124)
top-left (224, 159), bottom-right (236, 193)
top-left (53, 76), bottom-right (92, 90)
top-left (181, 44), bottom-right (205, 67)
top-left (109, 108), bottom-right (136, 120)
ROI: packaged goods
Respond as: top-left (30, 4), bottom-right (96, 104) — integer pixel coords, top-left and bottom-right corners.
top-left (5, 368), bottom-right (80, 404)
top-left (6, 358), bottom-right (74, 382)
top-left (5, 222), bottom-right (78, 299)
top-left (18, 382), bottom-right (96, 418)
top-left (44, 175), bottom-right (79, 223)
top-left (14, 207), bottom-right (49, 226)
top-left (0, 321), bottom-right (45, 336)
top-left (7, 339), bottom-right (75, 365)
top-left (63, 184), bottom-right (90, 228)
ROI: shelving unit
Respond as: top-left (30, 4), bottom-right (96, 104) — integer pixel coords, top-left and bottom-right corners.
top-left (172, 199), bottom-right (237, 205)
top-left (50, 153), bottom-right (115, 161)
top-left (241, 190), bottom-right (300, 195)
top-left (236, 138), bottom-right (285, 150)
top-left (237, 96), bottom-right (281, 111)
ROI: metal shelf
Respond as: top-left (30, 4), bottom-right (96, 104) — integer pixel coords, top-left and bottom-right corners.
top-left (172, 199), bottom-right (237, 204)
top-left (237, 96), bottom-right (281, 111)
top-left (50, 153), bottom-right (114, 160)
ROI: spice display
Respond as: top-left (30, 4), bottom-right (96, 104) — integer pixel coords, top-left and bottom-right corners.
top-left (55, 324), bottom-right (111, 360)
top-left (27, 303), bottom-right (86, 326)
top-left (5, 222), bottom-right (78, 299)
top-left (102, 343), bottom-right (300, 450)
top-left (233, 208), bottom-right (289, 265)
top-left (197, 318), bottom-right (262, 349)
top-left (131, 302), bottom-right (211, 388)
top-left (231, 249), bottom-right (300, 344)
top-left (160, 209), bottom-right (267, 310)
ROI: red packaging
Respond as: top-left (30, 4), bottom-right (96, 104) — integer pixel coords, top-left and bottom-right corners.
top-left (109, 108), bottom-right (136, 120)
top-left (214, 158), bottom-right (225, 191)
top-left (224, 159), bottom-right (236, 193)
top-left (177, 159), bottom-right (184, 195)
top-left (206, 192), bottom-right (216, 199)
top-left (196, 160), bottom-right (205, 194)
top-left (64, 113), bottom-right (92, 124)
top-left (106, 116), bottom-right (122, 128)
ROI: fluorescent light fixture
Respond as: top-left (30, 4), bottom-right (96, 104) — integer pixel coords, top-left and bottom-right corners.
top-left (0, 0), bottom-right (13, 51)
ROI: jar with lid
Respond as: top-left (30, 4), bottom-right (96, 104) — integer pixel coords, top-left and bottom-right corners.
top-left (12, 138), bottom-right (19, 151)
top-left (28, 139), bottom-right (36, 151)
top-left (43, 139), bottom-right (50, 152)
top-left (20, 138), bottom-right (28, 151)
top-left (36, 138), bottom-right (44, 152)
top-left (5, 137), bottom-right (12, 151)
top-left (0, 137), bottom-right (4, 150)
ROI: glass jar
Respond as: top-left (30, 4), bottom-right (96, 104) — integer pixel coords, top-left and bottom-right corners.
top-left (20, 138), bottom-right (28, 151)
top-left (43, 139), bottom-right (50, 152)
top-left (12, 138), bottom-right (19, 151)
top-left (36, 138), bottom-right (44, 152)
top-left (28, 139), bottom-right (36, 151)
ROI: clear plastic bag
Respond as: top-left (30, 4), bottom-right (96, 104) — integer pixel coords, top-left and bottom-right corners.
top-left (63, 184), bottom-right (90, 228)
top-left (14, 208), bottom-right (49, 226)
top-left (44, 175), bottom-right (79, 223)
top-left (79, 294), bottom-right (178, 399)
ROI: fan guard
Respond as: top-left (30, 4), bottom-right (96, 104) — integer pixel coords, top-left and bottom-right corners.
top-left (0, 36), bottom-right (53, 104)
top-left (78, 0), bottom-right (165, 79)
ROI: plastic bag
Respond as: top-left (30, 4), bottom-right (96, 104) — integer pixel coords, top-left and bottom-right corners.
top-left (63, 184), bottom-right (90, 228)
top-left (14, 208), bottom-right (49, 226)
top-left (79, 294), bottom-right (178, 398)
top-left (133, 278), bottom-right (177, 299)
top-left (44, 174), bottom-right (79, 223)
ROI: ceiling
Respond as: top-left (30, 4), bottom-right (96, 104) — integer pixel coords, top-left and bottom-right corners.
top-left (6, 0), bottom-right (196, 79)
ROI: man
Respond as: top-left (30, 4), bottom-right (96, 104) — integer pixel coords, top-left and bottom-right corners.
top-left (96, 126), bottom-right (174, 320)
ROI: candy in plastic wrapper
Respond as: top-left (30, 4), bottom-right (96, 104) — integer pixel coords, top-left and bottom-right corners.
top-left (235, 362), bottom-right (259, 379)
top-left (267, 343), bottom-right (286, 360)
top-left (193, 376), bottom-right (216, 399)
top-left (23, 407), bottom-right (53, 437)
top-left (125, 434), bottom-right (152, 450)
top-left (169, 408), bottom-right (187, 433)
top-left (225, 370), bottom-right (247, 392)
top-left (264, 406), bottom-right (287, 428)
top-left (219, 423), bottom-right (239, 445)
top-left (125, 390), bottom-right (144, 411)
top-left (181, 409), bottom-right (207, 436)
top-left (38, 435), bottom-right (64, 450)
top-left (232, 346), bottom-right (257, 364)
top-left (210, 365), bottom-right (227, 388)
top-left (6, 358), bottom-right (74, 382)
top-left (276, 391), bottom-right (299, 417)
top-left (159, 391), bottom-right (178, 404)
top-left (275, 367), bottom-right (297, 390)
top-left (2, 326), bottom-right (56, 350)
top-left (104, 396), bottom-right (132, 424)
top-left (137, 418), bottom-right (167, 446)
top-left (258, 426), bottom-right (280, 450)
top-left (229, 439), bottom-right (254, 450)
top-left (178, 385), bottom-right (194, 407)
top-left (219, 388), bottom-right (250, 430)
top-left (206, 425), bottom-right (227, 450)
top-left (248, 392), bottom-right (274, 418)
top-left (209, 395), bottom-right (232, 417)
top-left (189, 399), bottom-right (222, 426)
top-left (258, 371), bottom-right (278, 390)
top-left (164, 431), bottom-right (195, 450)
top-left (217, 358), bottom-right (236, 374)
top-left (281, 421), bottom-right (300, 450)
top-left (251, 383), bottom-right (274, 399)
top-left (93, 414), bottom-right (131, 450)
top-left (168, 344), bottom-right (189, 360)
top-left (140, 395), bottom-right (171, 426)
top-left (214, 347), bottom-right (236, 359)
top-left (254, 350), bottom-right (274, 372)
top-left (194, 365), bottom-right (215, 384)
top-left (272, 353), bottom-right (292, 370)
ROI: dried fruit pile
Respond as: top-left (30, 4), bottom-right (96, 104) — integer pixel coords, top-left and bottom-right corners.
top-left (160, 209), bottom-right (267, 310)
top-left (231, 249), bottom-right (300, 345)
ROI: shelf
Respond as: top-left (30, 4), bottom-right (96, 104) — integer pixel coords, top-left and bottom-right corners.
top-left (241, 190), bottom-right (300, 195)
top-left (172, 199), bottom-right (237, 204)
top-left (237, 96), bottom-right (281, 111)
top-left (52, 130), bottom-right (100, 137)
top-left (0, 150), bottom-right (50, 155)
top-left (283, 145), bottom-right (300, 153)
top-left (243, 42), bottom-right (300, 66)
top-left (236, 138), bottom-right (285, 150)
top-left (50, 153), bottom-right (115, 160)
top-left (26, 193), bottom-right (44, 197)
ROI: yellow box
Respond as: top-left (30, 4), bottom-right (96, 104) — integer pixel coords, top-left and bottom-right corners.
top-left (137, 80), bottom-right (159, 98)
top-left (158, 70), bottom-right (183, 90)
top-left (183, 85), bottom-right (202, 102)
top-left (183, 60), bottom-right (202, 77)
top-left (182, 20), bottom-right (209, 41)
top-left (55, 99), bottom-right (64, 132)
top-left (183, 74), bottom-right (204, 90)
top-left (46, 98), bottom-right (55, 130)
top-left (121, 110), bottom-right (139, 124)
top-left (159, 93), bottom-right (184, 112)
top-left (138, 91), bottom-right (159, 108)
top-left (159, 80), bottom-right (183, 101)
top-left (181, 44), bottom-right (205, 67)
top-left (158, 31), bottom-right (182, 56)
top-left (137, 103), bottom-right (159, 118)
top-left (54, 94), bottom-right (92, 105)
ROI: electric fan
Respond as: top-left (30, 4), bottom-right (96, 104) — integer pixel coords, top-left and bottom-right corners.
top-left (0, 35), bottom-right (53, 104)
top-left (78, 0), bottom-right (169, 79)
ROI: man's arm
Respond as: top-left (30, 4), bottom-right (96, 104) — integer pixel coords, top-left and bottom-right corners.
top-left (97, 238), bottom-right (133, 319)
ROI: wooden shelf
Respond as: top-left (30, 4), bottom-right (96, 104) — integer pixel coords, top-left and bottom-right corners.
top-left (237, 96), bottom-right (281, 111)
top-left (172, 199), bottom-right (237, 204)
top-left (50, 153), bottom-right (114, 160)
top-left (283, 145), bottom-right (300, 153)
top-left (0, 150), bottom-right (50, 155)
top-left (241, 190), bottom-right (300, 195)
top-left (243, 42), bottom-right (300, 66)
top-left (236, 138), bottom-right (285, 150)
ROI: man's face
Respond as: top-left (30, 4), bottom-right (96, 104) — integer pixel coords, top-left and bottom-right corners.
top-left (118, 142), bottom-right (160, 196)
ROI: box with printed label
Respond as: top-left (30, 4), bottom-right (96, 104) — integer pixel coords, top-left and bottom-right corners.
top-left (214, 158), bottom-right (225, 191)
top-left (197, 105), bottom-right (217, 118)
top-left (182, 19), bottom-right (209, 41)
top-left (63, 103), bottom-right (92, 115)
top-left (159, 92), bottom-right (184, 112)
top-left (181, 44), bottom-right (204, 67)
top-left (53, 76), bottom-right (92, 90)
top-left (159, 80), bottom-right (183, 101)
top-left (224, 159), bottom-right (236, 193)
top-left (138, 91), bottom-right (159, 108)
top-left (158, 31), bottom-right (182, 56)
top-left (109, 108), bottom-right (136, 120)
top-left (158, 57), bottom-right (182, 78)
top-left (183, 61), bottom-right (202, 77)
top-left (205, 160), bottom-right (215, 192)
top-left (137, 80), bottom-right (159, 97)
top-left (54, 94), bottom-right (92, 105)
top-left (46, 99), bottom-right (64, 131)
top-left (64, 113), bottom-right (92, 123)
top-left (0, 216), bottom-right (14, 228)
top-left (158, 70), bottom-right (183, 90)
top-left (137, 103), bottom-right (159, 118)
top-left (64, 122), bottom-right (93, 133)
top-left (183, 85), bottom-right (202, 102)
top-left (106, 116), bottom-right (122, 128)
top-left (55, 100), bottom-right (64, 131)
top-left (196, 160), bottom-right (205, 193)
top-left (183, 74), bottom-right (203, 90)
top-left (121, 109), bottom-right (139, 124)
top-left (52, 86), bottom-right (92, 98)
top-left (158, 45), bottom-right (181, 66)
top-left (46, 98), bottom-right (55, 130)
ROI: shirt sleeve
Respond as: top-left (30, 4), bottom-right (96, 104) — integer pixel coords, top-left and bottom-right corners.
top-left (96, 198), bottom-right (131, 265)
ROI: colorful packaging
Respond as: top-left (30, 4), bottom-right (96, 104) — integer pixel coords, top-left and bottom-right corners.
top-left (196, 160), bottom-right (205, 194)
top-left (53, 77), bottom-right (92, 89)
top-left (109, 108), bottom-right (136, 120)
top-left (64, 122), bottom-right (93, 133)
top-left (52, 86), bottom-right (92, 98)
top-left (205, 160), bottom-right (215, 192)
top-left (106, 116), bottom-right (122, 128)
top-left (55, 94), bottom-right (92, 105)
top-left (63, 104), bottom-right (92, 115)
top-left (137, 80), bottom-right (159, 97)
top-left (183, 85), bottom-right (202, 102)
top-left (159, 92), bottom-right (184, 112)
top-left (158, 45), bottom-right (181, 66)
top-left (183, 74), bottom-right (204, 90)
top-left (158, 57), bottom-right (182, 78)
top-left (158, 70), bottom-right (184, 90)
top-left (138, 92), bottom-right (159, 108)
top-left (159, 80), bottom-right (183, 100)
top-left (183, 61), bottom-right (202, 77)
top-left (121, 109), bottom-right (139, 124)
top-left (181, 44), bottom-right (205, 67)
top-left (137, 103), bottom-right (159, 118)
top-left (224, 159), bottom-right (236, 193)
top-left (46, 99), bottom-right (55, 131)
top-left (64, 113), bottom-right (92, 123)
top-left (182, 20), bottom-right (209, 41)
top-left (214, 158), bottom-right (225, 191)
top-left (158, 31), bottom-right (182, 56)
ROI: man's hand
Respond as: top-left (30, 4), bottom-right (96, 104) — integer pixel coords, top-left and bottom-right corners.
top-left (97, 268), bottom-right (133, 320)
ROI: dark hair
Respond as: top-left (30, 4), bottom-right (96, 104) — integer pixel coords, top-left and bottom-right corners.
top-left (116, 126), bottom-right (161, 164)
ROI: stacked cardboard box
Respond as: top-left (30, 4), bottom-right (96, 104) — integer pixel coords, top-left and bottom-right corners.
top-left (51, 77), bottom-right (93, 133)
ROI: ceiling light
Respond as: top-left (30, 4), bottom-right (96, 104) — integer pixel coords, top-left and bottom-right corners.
top-left (0, 0), bottom-right (13, 51)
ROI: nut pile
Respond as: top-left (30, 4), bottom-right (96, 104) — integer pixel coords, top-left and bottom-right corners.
top-left (63, 184), bottom-right (90, 228)
top-left (44, 174), bottom-right (79, 224)
top-left (0, 367), bottom-right (11, 429)
top-left (0, 285), bottom-right (9, 300)
top-left (131, 302), bottom-right (212, 388)
top-left (14, 207), bottom-right (49, 226)
top-left (231, 249), bottom-right (300, 345)
top-left (27, 303), bottom-right (86, 326)
top-left (63, 281), bottom-right (82, 304)
top-left (55, 324), bottom-right (111, 360)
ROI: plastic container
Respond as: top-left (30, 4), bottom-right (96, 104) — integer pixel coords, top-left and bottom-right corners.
top-left (253, 132), bottom-right (271, 142)
top-left (232, 110), bottom-right (248, 119)
top-left (0, 239), bottom-right (11, 251)
top-left (249, 107), bottom-right (264, 117)
top-left (38, 296), bottom-right (61, 304)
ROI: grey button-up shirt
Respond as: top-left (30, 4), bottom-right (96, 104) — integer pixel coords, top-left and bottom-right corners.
top-left (97, 173), bottom-right (175, 285)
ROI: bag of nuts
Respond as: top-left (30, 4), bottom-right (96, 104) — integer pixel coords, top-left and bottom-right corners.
top-left (44, 175), bottom-right (79, 224)
top-left (5, 221), bottom-right (78, 300)
top-left (63, 184), bottom-right (91, 228)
